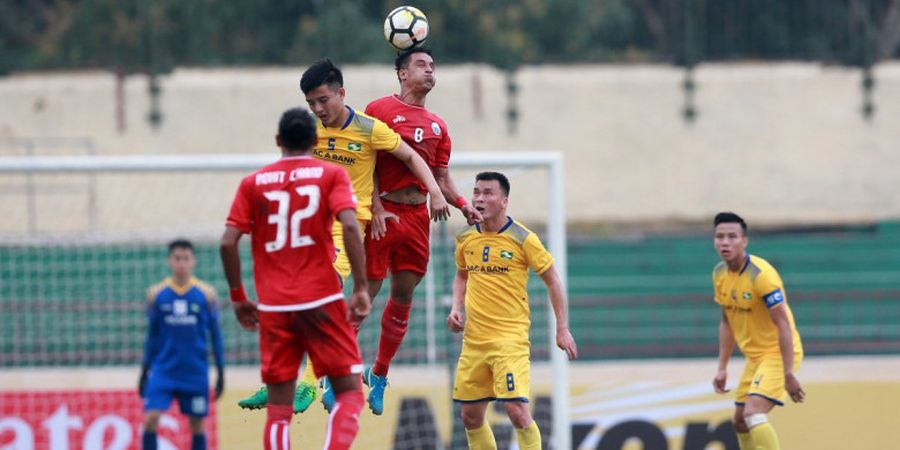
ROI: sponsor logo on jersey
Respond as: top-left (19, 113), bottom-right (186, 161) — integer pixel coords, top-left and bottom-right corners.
top-left (466, 264), bottom-right (510, 274)
top-left (742, 292), bottom-right (752, 300)
top-left (431, 122), bottom-right (441, 135)
top-left (500, 250), bottom-right (514, 259)
top-left (165, 299), bottom-right (198, 325)
top-left (392, 115), bottom-right (406, 124)
top-left (314, 150), bottom-right (356, 166)
top-left (347, 142), bottom-right (362, 152)
top-left (174, 299), bottom-right (188, 316)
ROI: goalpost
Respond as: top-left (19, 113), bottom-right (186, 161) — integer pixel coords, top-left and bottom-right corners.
top-left (0, 151), bottom-right (570, 450)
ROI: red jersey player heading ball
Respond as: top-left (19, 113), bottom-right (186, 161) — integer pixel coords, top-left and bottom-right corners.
top-left (220, 107), bottom-right (370, 450)
top-left (360, 48), bottom-right (482, 416)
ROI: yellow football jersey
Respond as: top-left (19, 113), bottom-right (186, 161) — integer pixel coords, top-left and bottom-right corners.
top-left (455, 218), bottom-right (555, 344)
top-left (314, 107), bottom-right (401, 221)
top-left (713, 254), bottom-right (803, 360)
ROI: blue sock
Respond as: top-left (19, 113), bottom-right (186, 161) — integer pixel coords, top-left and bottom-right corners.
top-left (142, 431), bottom-right (157, 450)
top-left (191, 433), bottom-right (206, 450)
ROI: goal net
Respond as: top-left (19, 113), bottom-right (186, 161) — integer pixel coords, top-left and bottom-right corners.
top-left (0, 152), bottom-right (569, 450)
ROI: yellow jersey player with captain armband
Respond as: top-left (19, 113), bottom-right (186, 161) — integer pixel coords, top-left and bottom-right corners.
top-left (711, 212), bottom-right (805, 450)
top-left (447, 172), bottom-right (578, 450)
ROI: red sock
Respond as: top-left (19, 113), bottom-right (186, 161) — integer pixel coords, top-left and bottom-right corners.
top-left (373, 299), bottom-right (411, 376)
top-left (325, 390), bottom-right (364, 450)
top-left (264, 403), bottom-right (292, 450)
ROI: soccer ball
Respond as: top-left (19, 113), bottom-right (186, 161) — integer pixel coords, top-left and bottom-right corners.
top-left (383, 6), bottom-right (429, 50)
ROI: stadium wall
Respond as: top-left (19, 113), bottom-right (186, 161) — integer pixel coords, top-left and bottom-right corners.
top-left (1, 62), bottom-right (900, 228)
top-left (2, 357), bottom-right (898, 449)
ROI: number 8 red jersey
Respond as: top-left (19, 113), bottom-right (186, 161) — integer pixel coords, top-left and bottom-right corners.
top-left (225, 156), bottom-right (357, 310)
top-left (365, 95), bottom-right (451, 194)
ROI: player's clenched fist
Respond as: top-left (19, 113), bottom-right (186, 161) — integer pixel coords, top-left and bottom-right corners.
top-left (232, 300), bottom-right (258, 331)
top-left (446, 309), bottom-right (465, 333)
top-left (347, 290), bottom-right (372, 326)
top-left (712, 369), bottom-right (730, 394)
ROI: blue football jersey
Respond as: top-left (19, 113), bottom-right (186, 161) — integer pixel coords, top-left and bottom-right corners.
top-left (143, 277), bottom-right (224, 391)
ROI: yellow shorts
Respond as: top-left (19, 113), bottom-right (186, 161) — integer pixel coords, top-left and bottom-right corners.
top-left (331, 219), bottom-right (367, 282)
top-left (452, 339), bottom-right (531, 403)
top-left (735, 353), bottom-right (803, 406)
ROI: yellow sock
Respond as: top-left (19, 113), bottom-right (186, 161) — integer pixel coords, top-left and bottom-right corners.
top-left (464, 422), bottom-right (497, 450)
top-left (514, 421), bottom-right (541, 450)
top-left (749, 423), bottom-right (780, 450)
top-left (736, 432), bottom-right (754, 450)
top-left (300, 357), bottom-right (318, 386)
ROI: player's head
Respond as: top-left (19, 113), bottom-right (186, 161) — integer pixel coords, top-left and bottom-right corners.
top-left (395, 47), bottom-right (435, 91)
top-left (276, 107), bottom-right (317, 155)
top-left (713, 212), bottom-right (748, 265)
top-left (300, 58), bottom-right (346, 128)
top-left (473, 172), bottom-right (510, 221)
top-left (167, 239), bottom-right (196, 280)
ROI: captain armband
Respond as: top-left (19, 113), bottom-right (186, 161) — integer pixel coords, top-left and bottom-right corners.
top-left (763, 289), bottom-right (785, 309)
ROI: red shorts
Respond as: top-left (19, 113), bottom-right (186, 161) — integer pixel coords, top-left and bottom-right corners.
top-left (257, 300), bottom-right (362, 384)
top-left (365, 199), bottom-right (430, 280)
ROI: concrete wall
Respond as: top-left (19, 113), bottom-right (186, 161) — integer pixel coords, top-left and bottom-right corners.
top-left (1, 62), bottom-right (898, 234)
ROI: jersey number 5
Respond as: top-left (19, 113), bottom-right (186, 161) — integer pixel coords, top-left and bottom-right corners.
top-left (263, 186), bottom-right (321, 252)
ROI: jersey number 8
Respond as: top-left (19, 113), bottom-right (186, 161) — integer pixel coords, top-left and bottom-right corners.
top-left (263, 186), bottom-right (320, 252)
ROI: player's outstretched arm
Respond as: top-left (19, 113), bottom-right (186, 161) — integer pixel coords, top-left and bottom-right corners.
top-left (770, 304), bottom-right (805, 403)
top-left (539, 265), bottom-right (578, 360)
top-left (339, 209), bottom-right (372, 325)
top-left (447, 270), bottom-right (468, 333)
top-left (391, 141), bottom-right (450, 221)
top-left (432, 166), bottom-right (482, 225)
top-left (220, 225), bottom-right (258, 331)
top-left (713, 310), bottom-right (734, 394)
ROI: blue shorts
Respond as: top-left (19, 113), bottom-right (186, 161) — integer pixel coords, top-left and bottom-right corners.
top-left (143, 380), bottom-right (209, 417)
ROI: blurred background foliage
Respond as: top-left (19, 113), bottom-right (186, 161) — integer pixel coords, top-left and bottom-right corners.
top-left (2, 0), bottom-right (900, 75)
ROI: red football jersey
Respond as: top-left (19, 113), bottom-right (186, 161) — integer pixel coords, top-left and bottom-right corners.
top-left (226, 156), bottom-right (357, 311)
top-left (365, 95), bottom-right (451, 194)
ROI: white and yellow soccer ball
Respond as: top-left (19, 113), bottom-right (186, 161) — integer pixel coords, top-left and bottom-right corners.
top-left (383, 6), bottom-right (429, 50)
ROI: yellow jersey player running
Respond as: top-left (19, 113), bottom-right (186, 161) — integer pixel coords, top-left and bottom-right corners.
top-left (447, 172), bottom-right (577, 450)
top-left (238, 58), bottom-right (450, 414)
top-left (711, 212), bottom-right (805, 450)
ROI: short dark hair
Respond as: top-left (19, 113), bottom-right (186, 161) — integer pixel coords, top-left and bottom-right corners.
top-left (278, 107), bottom-right (317, 150)
top-left (714, 212), bottom-right (748, 234)
top-left (300, 58), bottom-right (343, 95)
top-left (475, 171), bottom-right (510, 196)
top-left (395, 47), bottom-right (433, 72)
top-left (168, 239), bottom-right (194, 254)
top-left (395, 47), bottom-right (432, 83)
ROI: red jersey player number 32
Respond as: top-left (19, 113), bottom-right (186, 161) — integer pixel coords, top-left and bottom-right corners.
top-left (220, 107), bottom-right (370, 450)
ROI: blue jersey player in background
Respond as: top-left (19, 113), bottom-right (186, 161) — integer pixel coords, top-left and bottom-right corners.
top-left (139, 239), bottom-right (225, 450)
